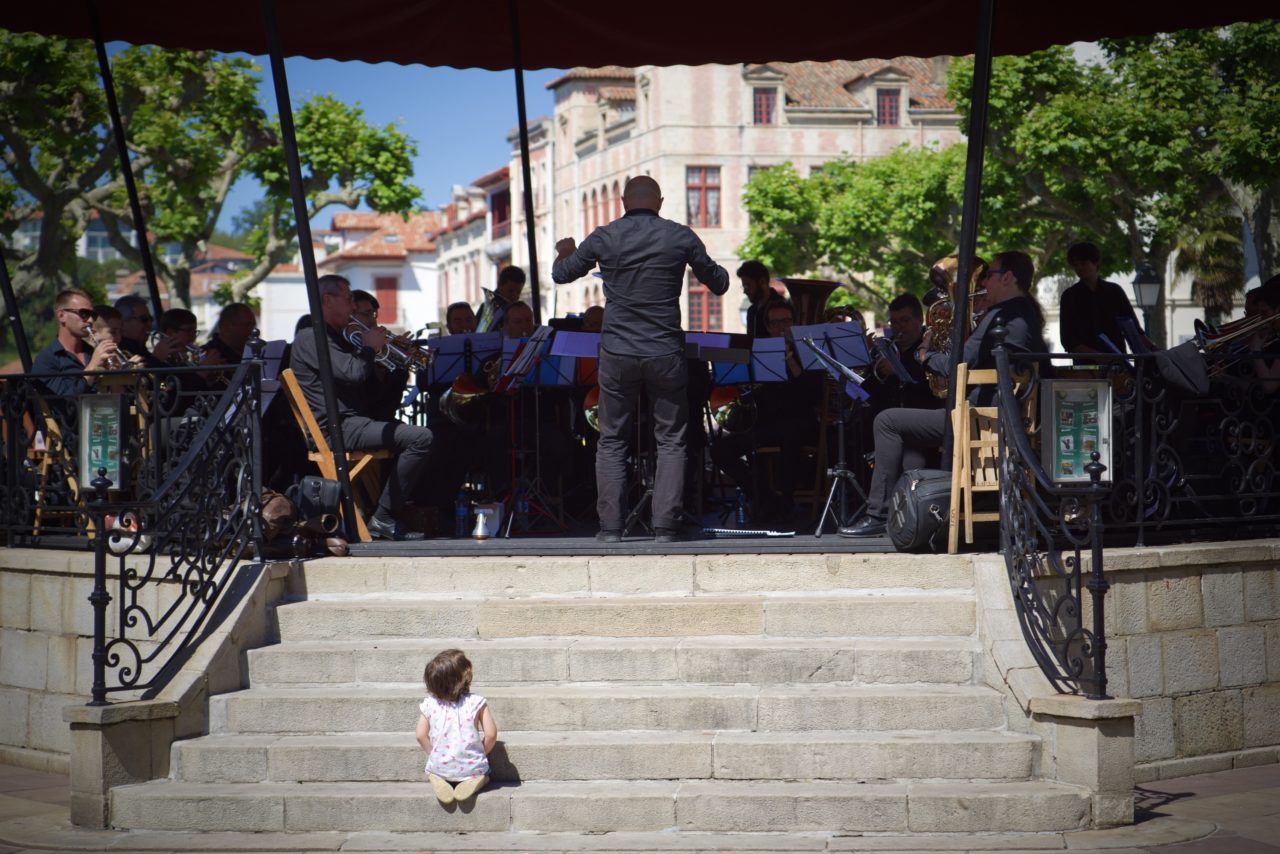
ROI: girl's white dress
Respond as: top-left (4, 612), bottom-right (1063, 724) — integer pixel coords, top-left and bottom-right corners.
top-left (420, 692), bottom-right (489, 780)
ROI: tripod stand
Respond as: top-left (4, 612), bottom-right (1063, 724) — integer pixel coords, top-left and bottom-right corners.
top-left (502, 337), bottom-right (574, 536)
top-left (800, 336), bottom-right (871, 536)
top-left (814, 388), bottom-right (869, 536)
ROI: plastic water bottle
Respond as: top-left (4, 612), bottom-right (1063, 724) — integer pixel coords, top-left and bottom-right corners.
top-left (454, 492), bottom-right (469, 538)
top-left (735, 490), bottom-right (748, 528)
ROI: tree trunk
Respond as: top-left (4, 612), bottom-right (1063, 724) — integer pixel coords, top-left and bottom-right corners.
top-left (1229, 177), bottom-right (1280, 283)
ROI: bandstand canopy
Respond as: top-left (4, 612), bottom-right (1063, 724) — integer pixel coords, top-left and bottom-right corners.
top-left (1, 1), bottom-right (1276, 69)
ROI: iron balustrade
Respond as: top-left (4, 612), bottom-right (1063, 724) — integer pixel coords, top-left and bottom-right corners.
top-left (1, 359), bottom-right (263, 703)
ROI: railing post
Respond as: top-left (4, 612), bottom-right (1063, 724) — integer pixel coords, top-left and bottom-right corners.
top-left (87, 467), bottom-right (113, 706)
top-left (1084, 451), bottom-right (1110, 700)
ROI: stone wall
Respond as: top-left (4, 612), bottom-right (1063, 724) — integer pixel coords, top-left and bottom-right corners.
top-left (0, 549), bottom-right (287, 780)
top-left (0, 550), bottom-right (101, 772)
top-left (1096, 542), bottom-right (1280, 781)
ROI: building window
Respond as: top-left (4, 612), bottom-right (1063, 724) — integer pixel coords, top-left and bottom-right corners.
top-left (612, 180), bottom-right (622, 219)
top-left (686, 166), bottom-right (721, 228)
top-left (687, 279), bottom-right (723, 331)
top-left (599, 184), bottom-right (609, 225)
top-left (490, 189), bottom-right (510, 239)
top-left (876, 88), bottom-right (901, 127)
top-left (753, 87), bottom-right (777, 125)
top-left (590, 189), bottom-right (599, 230)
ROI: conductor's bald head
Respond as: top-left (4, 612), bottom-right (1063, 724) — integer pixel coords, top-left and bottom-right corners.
top-left (622, 176), bottom-right (663, 212)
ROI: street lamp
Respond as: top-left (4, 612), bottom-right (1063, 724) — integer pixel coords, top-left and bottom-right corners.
top-left (1132, 262), bottom-right (1162, 338)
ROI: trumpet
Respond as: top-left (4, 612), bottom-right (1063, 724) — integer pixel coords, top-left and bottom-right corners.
top-left (344, 315), bottom-right (435, 373)
top-left (85, 329), bottom-right (127, 371)
top-left (149, 331), bottom-right (203, 366)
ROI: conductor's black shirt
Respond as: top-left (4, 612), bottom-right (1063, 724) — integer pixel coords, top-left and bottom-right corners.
top-left (551, 208), bottom-right (730, 358)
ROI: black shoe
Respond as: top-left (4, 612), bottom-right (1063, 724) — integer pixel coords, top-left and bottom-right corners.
top-left (368, 514), bottom-right (425, 541)
top-left (838, 517), bottom-right (887, 538)
top-left (596, 529), bottom-right (621, 543)
top-left (654, 528), bottom-right (681, 544)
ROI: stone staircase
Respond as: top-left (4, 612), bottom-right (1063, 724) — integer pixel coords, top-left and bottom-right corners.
top-left (107, 553), bottom-right (1094, 837)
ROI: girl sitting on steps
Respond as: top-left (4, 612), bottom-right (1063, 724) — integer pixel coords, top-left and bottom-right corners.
top-left (416, 648), bottom-right (498, 804)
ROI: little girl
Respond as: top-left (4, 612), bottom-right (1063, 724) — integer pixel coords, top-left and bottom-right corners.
top-left (415, 649), bottom-right (498, 804)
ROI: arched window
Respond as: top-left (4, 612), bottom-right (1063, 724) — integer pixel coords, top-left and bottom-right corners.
top-left (582, 193), bottom-right (589, 235)
top-left (600, 184), bottom-right (609, 225)
top-left (590, 189), bottom-right (598, 230)
top-left (613, 180), bottom-right (622, 219)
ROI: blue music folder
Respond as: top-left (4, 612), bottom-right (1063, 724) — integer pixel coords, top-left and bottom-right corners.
top-left (425, 332), bottom-right (502, 384)
top-left (792, 322), bottom-right (871, 369)
top-left (502, 332), bottom-right (572, 387)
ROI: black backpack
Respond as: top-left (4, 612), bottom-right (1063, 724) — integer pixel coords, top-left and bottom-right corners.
top-left (887, 468), bottom-right (952, 552)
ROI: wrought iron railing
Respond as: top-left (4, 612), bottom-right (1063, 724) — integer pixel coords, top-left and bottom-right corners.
top-left (1, 360), bottom-right (262, 703)
top-left (993, 344), bottom-right (1112, 698)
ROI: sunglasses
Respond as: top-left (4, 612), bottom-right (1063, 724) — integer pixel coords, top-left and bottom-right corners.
top-left (63, 307), bottom-right (98, 321)
top-left (982, 267), bottom-right (1005, 280)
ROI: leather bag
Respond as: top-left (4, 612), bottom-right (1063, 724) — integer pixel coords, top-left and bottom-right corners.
top-left (886, 468), bottom-right (952, 552)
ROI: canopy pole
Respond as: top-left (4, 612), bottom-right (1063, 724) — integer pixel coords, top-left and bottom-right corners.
top-left (261, 0), bottom-right (360, 540)
top-left (0, 257), bottom-right (32, 372)
top-left (941, 0), bottom-right (996, 469)
top-left (86, 0), bottom-right (165, 320)
top-left (508, 0), bottom-right (543, 325)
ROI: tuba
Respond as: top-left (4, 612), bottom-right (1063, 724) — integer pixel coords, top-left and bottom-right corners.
top-left (923, 254), bottom-right (987, 398)
top-left (474, 288), bottom-right (510, 334)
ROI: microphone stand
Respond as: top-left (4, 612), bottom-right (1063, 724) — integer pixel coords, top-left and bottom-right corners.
top-left (801, 336), bottom-right (870, 536)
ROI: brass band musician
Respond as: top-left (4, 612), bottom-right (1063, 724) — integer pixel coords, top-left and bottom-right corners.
top-left (840, 251), bottom-right (1048, 539)
top-left (290, 274), bottom-right (432, 541)
top-left (475, 266), bottom-right (526, 334)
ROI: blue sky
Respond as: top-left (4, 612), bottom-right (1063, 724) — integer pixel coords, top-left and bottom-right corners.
top-left (218, 55), bottom-right (566, 232)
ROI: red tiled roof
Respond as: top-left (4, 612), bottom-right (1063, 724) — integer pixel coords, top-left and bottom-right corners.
top-left (472, 165), bottom-right (509, 189)
top-left (597, 86), bottom-right (636, 102)
top-left (546, 66), bottom-right (634, 89)
top-left (320, 212), bottom-right (441, 267)
top-left (200, 242), bottom-right (251, 261)
top-left (747, 57), bottom-right (954, 111)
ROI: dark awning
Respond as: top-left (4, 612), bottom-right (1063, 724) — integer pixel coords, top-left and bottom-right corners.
top-left (2, 1), bottom-right (1276, 69)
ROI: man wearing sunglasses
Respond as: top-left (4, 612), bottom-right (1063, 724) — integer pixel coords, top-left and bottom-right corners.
top-left (31, 288), bottom-right (121, 397)
top-left (840, 251), bottom-right (1048, 538)
top-left (116, 294), bottom-right (181, 367)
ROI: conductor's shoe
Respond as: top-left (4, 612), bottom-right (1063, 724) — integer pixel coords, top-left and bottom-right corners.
top-left (596, 529), bottom-right (622, 543)
top-left (368, 514), bottom-right (425, 541)
top-left (838, 517), bottom-right (887, 538)
top-left (654, 527), bottom-right (681, 544)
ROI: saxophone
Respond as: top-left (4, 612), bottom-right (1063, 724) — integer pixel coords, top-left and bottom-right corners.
top-left (924, 254), bottom-right (987, 398)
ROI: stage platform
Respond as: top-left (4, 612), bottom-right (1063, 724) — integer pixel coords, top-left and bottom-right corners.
top-left (348, 529), bottom-right (900, 557)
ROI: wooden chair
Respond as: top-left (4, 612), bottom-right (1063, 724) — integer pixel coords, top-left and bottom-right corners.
top-left (948, 363), bottom-right (1039, 553)
top-left (32, 398), bottom-right (82, 538)
top-left (279, 368), bottom-right (390, 543)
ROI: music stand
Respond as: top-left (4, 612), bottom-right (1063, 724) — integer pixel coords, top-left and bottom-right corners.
top-left (498, 328), bottom-right (573, 536)
top-left (801, 333), bottom-right (872, 536)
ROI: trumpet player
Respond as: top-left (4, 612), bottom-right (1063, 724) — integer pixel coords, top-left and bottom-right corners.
top-left (32, 288), bottom-right (121, 397)
top-left (116, 294), bottom-right (181, 368)
top-left (291, 274), bottom-right (432, 541)
top-left (351, 290), bottom-right (410, 422)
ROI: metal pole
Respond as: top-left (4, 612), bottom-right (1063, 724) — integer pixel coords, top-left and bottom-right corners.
top-left (261, 0), bottom-right (360, 540)
top-left (941, 0), bottom-right (996, 469)
top-left (1084, 451), bottom-right (1110, 699)
top-left (87, 468), bottom-right (112, 706)
top-left (86, 0), bottom-right (166, 320)
top-left (0, 258), bottom-right (32, 372)
top-left (508, 0), bottom-right (543, 325)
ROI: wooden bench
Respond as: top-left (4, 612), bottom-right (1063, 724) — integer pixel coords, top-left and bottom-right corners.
top-left (279, 368), bottom-right (390, 543)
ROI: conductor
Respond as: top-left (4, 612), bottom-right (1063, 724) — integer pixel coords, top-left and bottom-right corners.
top-left (553, 176), bottom-right (729, 542)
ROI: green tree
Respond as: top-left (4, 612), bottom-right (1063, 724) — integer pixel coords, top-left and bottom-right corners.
top-left (0, 32), bottom-right (421, 311)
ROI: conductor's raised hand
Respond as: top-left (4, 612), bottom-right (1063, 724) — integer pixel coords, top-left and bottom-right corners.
top-left (555, 237), bottom-right (577, 260)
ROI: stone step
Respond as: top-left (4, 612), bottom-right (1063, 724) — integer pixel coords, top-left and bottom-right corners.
top-left (290, 553), bottom-right (974, 598)
top-left (110, 779), bottom-right (1091, 833)
top-left (209, 684), bottom-right (1006, 734)
top-left (247, 636), bottom-right (978, 686)
top-left (272, 594), bottom-right (976, 641)
top-left (172, 730), bottom-right (1039, 784)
